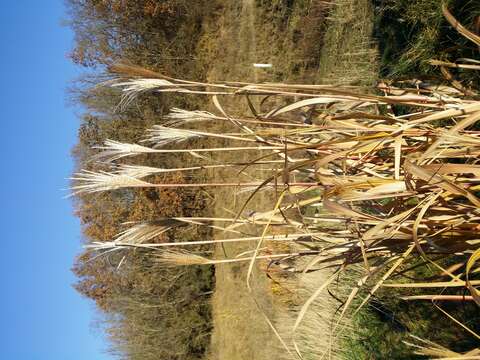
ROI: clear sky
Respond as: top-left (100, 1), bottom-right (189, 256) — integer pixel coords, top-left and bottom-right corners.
top-left (0, 1), bottom-right (112, 359)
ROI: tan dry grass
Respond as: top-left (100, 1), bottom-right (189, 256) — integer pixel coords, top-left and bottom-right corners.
top-left (316, 0), bottom-right (378, 85)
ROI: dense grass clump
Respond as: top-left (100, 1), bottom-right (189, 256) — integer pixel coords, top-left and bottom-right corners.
top-left (375, 0), bottom-right (480, 86)
top-left (77, 35), bottom-right (480, 357)
top-left (68, 1), bottom-right (480, 359)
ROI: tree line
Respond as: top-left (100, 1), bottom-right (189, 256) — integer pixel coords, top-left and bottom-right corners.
top-left (66, 1), bottom-right (220, 358)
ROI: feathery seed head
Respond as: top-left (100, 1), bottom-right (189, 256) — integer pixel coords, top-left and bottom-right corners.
top-left (115, 164), bottom-right (165, 179)
top-left (70, 170), bottom-right (151, 195)
top-left (111, 78), bottom-right (179, 109)
top-left (112, 78), bottom-right (175, 92)
top-left (114, 221), bottom-right (175, 244)
top-left (164, 108), bottom-right (217, 126)
top-left (144, 125), bottom-right (201, 147)
top-left (94, 140), bottom-right (157, 162)
top-left (156, 250), bottom-right (212, 267)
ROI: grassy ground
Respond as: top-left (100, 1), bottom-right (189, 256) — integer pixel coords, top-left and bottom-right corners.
top-left (316, 0), bottom-right (378, 85)
top-left (204, 6), bottom-right (286, 357)
top-left (202, 0), bottom-right (480, 358)
top-left (208, 156), bottom-right (280, 360)
top-left (374, 0), bottom-right (480, 86)
top-left (203, 0), bottom-right (329, 83)
top-left (202, 6), bottom-right (281, 359)
top-left (201, 0), bottom-right (379, 359)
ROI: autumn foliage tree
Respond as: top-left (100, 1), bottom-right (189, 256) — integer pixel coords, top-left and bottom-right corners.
top-left (65, 0), bottom-right (214, 75)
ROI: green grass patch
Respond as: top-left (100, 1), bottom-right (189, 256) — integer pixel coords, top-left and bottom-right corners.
top-left (374, 0), bottom-right (480, 86)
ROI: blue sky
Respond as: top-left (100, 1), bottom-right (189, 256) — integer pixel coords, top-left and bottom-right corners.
top-left (0, 1), bottom-right (112, 359)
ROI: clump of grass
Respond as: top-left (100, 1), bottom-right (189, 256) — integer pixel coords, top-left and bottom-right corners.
top-left (316, 0), bottom-right (378, 85)
top-left (78, 8), bottom-right (480, 358)
top-left (375, 0), bottom-right (480, 87)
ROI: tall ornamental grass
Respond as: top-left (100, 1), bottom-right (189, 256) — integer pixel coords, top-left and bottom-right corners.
top-left (73, 6), bottom-right (480, 358)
